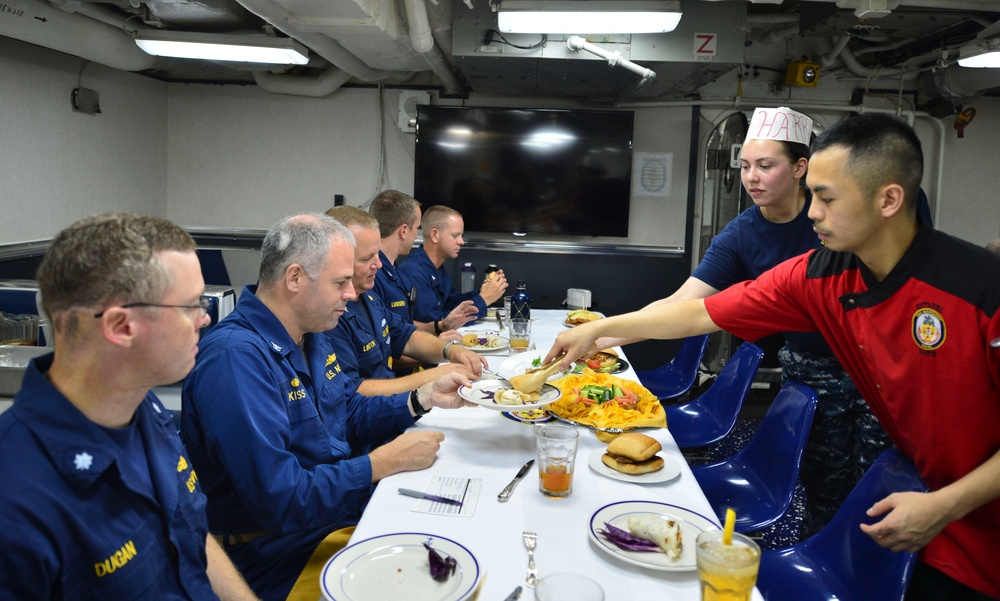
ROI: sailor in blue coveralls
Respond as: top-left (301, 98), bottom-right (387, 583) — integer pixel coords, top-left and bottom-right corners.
top-left (0, 213), bottom-right (256, 600)
top-left (181, 213), bottom-right (473, 600)
top-left (397, 205), bottom-right (508, 335)
top-left (324, 206), bottom-right (486, 396)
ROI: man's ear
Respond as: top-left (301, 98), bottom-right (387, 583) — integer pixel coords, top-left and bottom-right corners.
top-left (284, 263), bottom-right (308, 293)
top-left (99, 309), bottom-right (136, 348)
top-left (396, 223), bottom-right (409, 241)
top-left (428, 228), bottom-right (440, 244)
top-left (879, 183), bottom-right (907, 218)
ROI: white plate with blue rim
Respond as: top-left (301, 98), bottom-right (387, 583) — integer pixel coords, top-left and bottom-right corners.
top-left (458, 379), bottom-right (560, 411)
top-left (321, 532), bottom-right (480, 601)
top-left (588, 501), bottom-right (720, 572)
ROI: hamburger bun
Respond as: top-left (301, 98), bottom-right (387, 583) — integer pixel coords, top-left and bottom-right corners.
top-left (601, 433), bottom-right (664, 475)
top-left (565, 310), bottom-right (602, 325)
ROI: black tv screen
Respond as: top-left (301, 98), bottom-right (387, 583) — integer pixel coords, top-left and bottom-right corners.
top-left (414, 106), bottom-right (633, 237)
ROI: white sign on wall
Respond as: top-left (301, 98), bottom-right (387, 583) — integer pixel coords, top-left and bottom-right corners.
top-left (632, 152), bottom-right (673, 199)
top-left (693, 33), bottom-right (717, 61)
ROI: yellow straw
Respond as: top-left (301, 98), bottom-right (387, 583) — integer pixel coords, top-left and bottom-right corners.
top-left (722, 508), bottom-right (736, 545)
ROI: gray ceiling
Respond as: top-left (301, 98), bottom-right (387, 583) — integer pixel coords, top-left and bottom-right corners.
top-left (5, 0), bottom-right (1000, 111)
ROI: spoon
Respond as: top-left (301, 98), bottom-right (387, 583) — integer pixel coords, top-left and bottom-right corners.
top-left (508, 357), bottom-right (566, 394)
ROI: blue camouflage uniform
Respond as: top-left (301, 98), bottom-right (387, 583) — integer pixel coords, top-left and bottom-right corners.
top-left (373, 249), bottom-right (414, 324)
top-left (694, 192), bottom-right (894, 536)
top-left (324, 290), bottom-right (418, 382)
top-left (397, 246), bottom-right (487, 324)
top-left (0, 354), bottom-right (217, 600)
top-left (181, 285), bottom-right (416, 601)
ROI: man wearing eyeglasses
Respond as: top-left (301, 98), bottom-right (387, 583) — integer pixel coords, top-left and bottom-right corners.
top-left (181, 213), bottom-right (473, 601)
top-left (0, 213), bottom-right (258, 600)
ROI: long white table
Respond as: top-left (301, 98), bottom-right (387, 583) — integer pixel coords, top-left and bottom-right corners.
top-left (347, 310), bottom-right (763, 601)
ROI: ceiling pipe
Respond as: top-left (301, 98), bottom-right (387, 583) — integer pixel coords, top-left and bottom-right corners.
top-left (252, 66), bottom-right (353, 97)
top-left (402, 0), bottom-right (463, 93)
top-left (232, 0), bottom-right (403, 82)
top-left (0, 0), bottom-right (161, 72)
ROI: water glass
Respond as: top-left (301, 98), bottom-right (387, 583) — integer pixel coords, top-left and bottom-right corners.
top-left (535, 425), bottom-right (579, 498)
top-left (696, 530), bottom-right (761, 601)
top-left (536, 573), bottom-right (604, 601)
top-left (503, 295), bottom-right (512, 328)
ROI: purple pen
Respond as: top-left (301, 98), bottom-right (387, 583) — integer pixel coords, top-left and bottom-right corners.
top-left (398, 488), bottom-right (463, 506)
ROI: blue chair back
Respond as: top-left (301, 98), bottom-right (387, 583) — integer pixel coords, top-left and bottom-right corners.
top-left (692, 380), bottom-right (818, 532)
top-left (758, 449), bottom-right (926, 601)
top-left (665, 342), bottom-right (764, 448)
top-left (635, 334), bottom-right (710, 400)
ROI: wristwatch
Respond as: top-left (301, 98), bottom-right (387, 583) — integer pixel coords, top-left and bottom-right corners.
top-left (442, 339), bottom-right (461, 361)
top-left (410, 388), bottom-right (429, 416)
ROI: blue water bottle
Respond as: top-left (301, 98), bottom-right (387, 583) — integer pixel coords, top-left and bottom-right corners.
top-left (511, 280), bottom-right (531, 320)
top-left (460, 262), bottom-right (476, 293)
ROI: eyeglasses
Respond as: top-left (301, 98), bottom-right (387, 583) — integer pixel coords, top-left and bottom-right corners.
top-left (94, 298), bottom-right (212, 319)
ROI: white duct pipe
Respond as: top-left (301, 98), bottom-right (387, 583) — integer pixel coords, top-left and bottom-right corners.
top-left (402, 0), bottom-right (463, 93)
top-left (566, 36), bottom-right (656, 81)
top-left (232, 0), bottom-right (401, 81)
top-left (253, 67), bottom-right (353, 97)
top-left (0, 0), bottom-right (160, 72)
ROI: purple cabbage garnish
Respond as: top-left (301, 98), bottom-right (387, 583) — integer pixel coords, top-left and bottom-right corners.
top-left (423, 541), bottom-right (457, 582)
top-left (598, 522), bottom-right (659, 552)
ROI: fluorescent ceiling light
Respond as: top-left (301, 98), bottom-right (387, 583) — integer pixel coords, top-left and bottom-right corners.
top-left (958, 35), bottom-right (1000, 68)
top-left (497, 0), bottom-right (682, 34)
top-left (134, 30), bottom-right (309, 65)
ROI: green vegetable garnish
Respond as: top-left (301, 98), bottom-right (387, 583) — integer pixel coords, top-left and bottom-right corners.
top-left (531, 356), bottom-right (542, 367)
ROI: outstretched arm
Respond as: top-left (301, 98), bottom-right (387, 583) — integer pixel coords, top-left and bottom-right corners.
top-left (595, 277), bottom-right (721, 350)
top-left (544, 298), bottom-right (721, 370)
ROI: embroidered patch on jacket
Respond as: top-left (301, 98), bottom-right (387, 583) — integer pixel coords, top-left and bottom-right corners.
top-left (912, 308), bottom-right (945, 351)
top-left (326, 354), bottom-right (336, 367)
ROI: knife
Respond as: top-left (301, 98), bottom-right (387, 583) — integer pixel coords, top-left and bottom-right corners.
top-left (498, 459), bottom-right (535, 502)
top-left (503, 585), bottom-right (523, 601)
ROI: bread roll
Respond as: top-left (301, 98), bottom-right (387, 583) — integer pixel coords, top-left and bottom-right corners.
top-left (606, 433), bottom-right (662, 462)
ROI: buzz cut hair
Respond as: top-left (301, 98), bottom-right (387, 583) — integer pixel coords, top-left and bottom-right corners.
top-left (811, 113), bottom-right (923, 213)
top-left (421, 205), bottom-right (462, 233)
top-left (368, 190), bottom-right (421, 238)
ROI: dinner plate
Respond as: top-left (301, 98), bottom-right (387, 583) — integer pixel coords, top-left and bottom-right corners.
top-left (320, 532), bottom-right (480, 601)
top-left (569, 358), bottom-right (630, 375)
top-left (498, 353), bottom-right (567, 381)
top-left (459, 332), bottom-right (510, 353)
top-left (588, 501), bottom-right (720, 571)
top-left (587, 448), bottom-right (681, 484)
top-left (501, 409), bottom-right (555, 424)
top-left (458, 380), bottom-right (560, 411)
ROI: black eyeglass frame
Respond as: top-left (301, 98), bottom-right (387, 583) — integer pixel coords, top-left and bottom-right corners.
top-left (94, 298), bottom-right (212, 319)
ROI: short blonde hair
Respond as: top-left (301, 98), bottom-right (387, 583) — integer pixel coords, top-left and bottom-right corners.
top-left (421, 205), bottom-right (461, 233)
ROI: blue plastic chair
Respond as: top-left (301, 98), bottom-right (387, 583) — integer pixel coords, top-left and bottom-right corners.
top-left (691, 380), bottom-right (818, 532)
top-left (665, 342), bottom-right (764, 449)
top-left (635, 334), bottom-right (710, 400)
top-left (757, 449), bottom-right (926, 601)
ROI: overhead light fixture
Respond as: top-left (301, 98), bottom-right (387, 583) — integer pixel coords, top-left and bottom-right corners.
top-left (134, 30), bottom-right (310, 65)
top-left (496, 0), bottom-right (682, 34)
top-left (958, 35), bottom-right (1000, 68)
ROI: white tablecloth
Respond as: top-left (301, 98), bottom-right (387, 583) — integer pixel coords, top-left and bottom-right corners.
top-left (348, 310), bottom-right (763, 601)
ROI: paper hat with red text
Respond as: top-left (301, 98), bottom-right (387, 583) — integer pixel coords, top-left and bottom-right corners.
top-left (745, 107), bottom-right (813, 145)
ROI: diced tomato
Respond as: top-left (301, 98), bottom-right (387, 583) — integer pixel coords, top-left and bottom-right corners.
top-left (587, 359), bottom-right (602, 369)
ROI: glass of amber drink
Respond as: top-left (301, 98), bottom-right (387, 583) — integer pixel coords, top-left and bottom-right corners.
top-left (696, 530), bottom-right (760, 601)
top-left (535, 425), bottom-right (578, 498)
top-left (509, 318), bottom-right (531, 354)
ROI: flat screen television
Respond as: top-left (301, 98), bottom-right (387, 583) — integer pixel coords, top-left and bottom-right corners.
top-left (414, 106), bottom-right (634, 237)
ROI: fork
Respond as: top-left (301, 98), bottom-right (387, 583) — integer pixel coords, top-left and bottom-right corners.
top-left (523, 531), bottom-right (538, 588)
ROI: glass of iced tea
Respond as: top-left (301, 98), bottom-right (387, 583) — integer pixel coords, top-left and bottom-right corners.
top-left (535, 424), bottom-right (578, 498)
top-left (696, 530), bottom-right (760, 601)
top-left (509, 318), bottom-right (531, 354)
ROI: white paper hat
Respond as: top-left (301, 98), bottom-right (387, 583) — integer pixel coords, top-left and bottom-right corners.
top-left (745, 107), bottom-right (813, 146)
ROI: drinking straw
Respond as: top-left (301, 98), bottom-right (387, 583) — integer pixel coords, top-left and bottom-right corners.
top-left (722, 508), bottom-right (736, 545)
